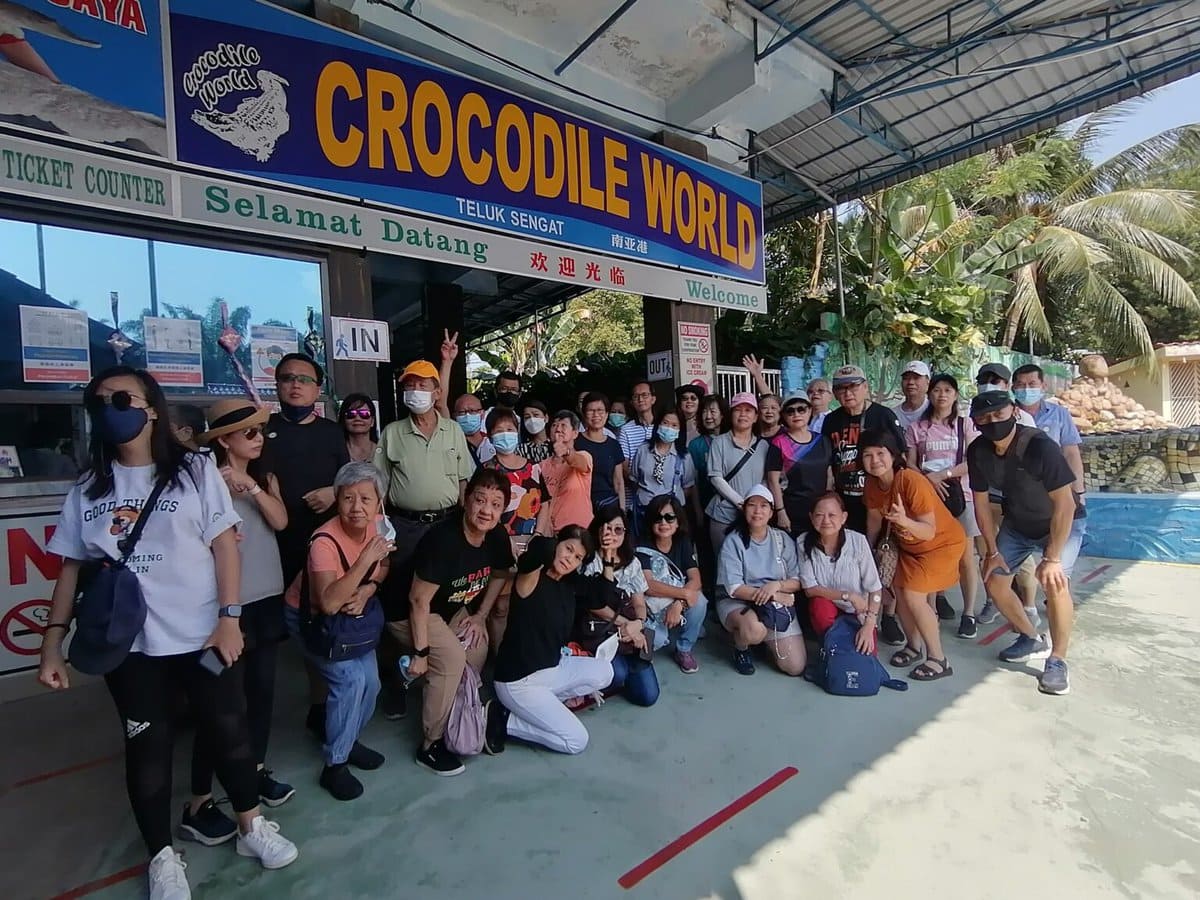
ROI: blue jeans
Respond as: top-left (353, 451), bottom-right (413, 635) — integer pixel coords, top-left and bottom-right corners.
top-left (285, 606), bottom-right (381, 765)
top-left (647, 592), bottom-right (708, 653)
top-left (996, 519), bottom-right (1086, 579)
top-left (609, 654), bottom-right (659, 707)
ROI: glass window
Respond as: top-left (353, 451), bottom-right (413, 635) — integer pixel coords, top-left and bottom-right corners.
top-left (0, 216), bottom-right (326, 397)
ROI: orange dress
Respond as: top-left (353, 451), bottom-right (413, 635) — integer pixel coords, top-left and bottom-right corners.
top-left (865, 468), bottom-right (966, 592)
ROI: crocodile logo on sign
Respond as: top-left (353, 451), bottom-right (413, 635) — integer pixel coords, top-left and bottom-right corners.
top-left (183, 43), bottom-right (289, 162)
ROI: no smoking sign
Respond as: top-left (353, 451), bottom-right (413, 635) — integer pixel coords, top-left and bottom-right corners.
top-left (1, 599), bottom-right (51, 656)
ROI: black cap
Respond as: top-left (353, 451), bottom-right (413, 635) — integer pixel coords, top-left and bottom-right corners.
top-left (970, 390), bottom-right (1014, 417)
top-left (675, 384), bottom-right (703, 401)
top-left (976, 362), bottom-right (1011, 383)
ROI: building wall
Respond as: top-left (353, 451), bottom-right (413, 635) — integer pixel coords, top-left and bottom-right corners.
top-left (1109, 365), bottom-right (1166, 419)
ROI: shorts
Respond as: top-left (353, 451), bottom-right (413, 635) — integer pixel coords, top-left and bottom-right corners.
top-left (959, 502), bottom-right (981, 539)
top-left (995, 520), bottom-right (1085, 578)
top-left (715, 598), bottom-right (804, 640)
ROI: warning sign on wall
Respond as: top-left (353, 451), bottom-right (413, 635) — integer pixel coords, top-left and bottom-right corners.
top-left (677, 322), bottom-right (714, 393)
top-left (1, 513), bottom-right (63, 677)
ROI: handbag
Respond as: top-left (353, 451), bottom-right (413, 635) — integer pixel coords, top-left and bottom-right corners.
top-left (873, 521), bottom-right (899, 588)
top-left (445, 663), bottom-right (485, 757)
top-left (753, 529), bottom-right (796, 633)
top-left (941, 418), bottom-right (967, 518)
top-left (69, 478), bottom-right (170, 675)
top-left (298, 532), bottom-right (384, 661)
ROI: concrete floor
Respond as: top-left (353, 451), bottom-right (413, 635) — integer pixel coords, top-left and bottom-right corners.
top-left (2, 557), bottom-right (1198, 900)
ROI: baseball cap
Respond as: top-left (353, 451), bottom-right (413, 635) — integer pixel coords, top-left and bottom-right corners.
top-left (744, 484), bottom-right (774, 505)
top-left (675, 384), bottom-right (704, 401)
top-left (399, 360), bottom-right (439, 383)
top-left (976, 362), bottom-right (1011, 383)
top-left (69, 566), bottom-right (148, 675)
top-left (902, 360), bottom-right (931, 378)
top-left (969, 390), bottom-right (1014, 417)
top-left (832, 365), bottom-right (867, 387)
top-left (729, 391), bottom-right (758, 410)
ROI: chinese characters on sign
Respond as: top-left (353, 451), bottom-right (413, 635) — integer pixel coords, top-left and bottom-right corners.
top-left (530, 252), bottom-right (627, 289)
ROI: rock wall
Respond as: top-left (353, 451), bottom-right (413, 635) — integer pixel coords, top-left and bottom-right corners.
top-left (1081, 427), bottom-right (1200, 493)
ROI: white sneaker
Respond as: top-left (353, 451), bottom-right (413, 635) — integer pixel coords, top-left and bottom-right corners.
top-left (148, 847), bottom-right (190, 900)
top-left (235, 815), bottom-right (298, 869)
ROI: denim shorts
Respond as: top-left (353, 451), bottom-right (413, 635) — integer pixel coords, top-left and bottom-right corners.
top-left (995, 519), bottom-right (1086, 578)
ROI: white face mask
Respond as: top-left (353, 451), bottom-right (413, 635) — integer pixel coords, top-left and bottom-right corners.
top-left (978, 383), bottom-right (1005, 393)
top-left (403, 389), bottom-right (434, 414)
top-left (524, 416), bottom-right (546, 435)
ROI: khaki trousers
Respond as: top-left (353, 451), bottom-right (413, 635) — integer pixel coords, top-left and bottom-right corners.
top-left (387, 607), bottom-right (488, 746)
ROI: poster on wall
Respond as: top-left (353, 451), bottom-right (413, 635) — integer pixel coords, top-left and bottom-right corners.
top-left (165, 0), bottom-right (764, 285)
top-left (143, 315), bottom-right (204, 387)
top-left (0, 0), bottom-right (167, 157)
top-left (0, 512), bottom-right (62, 677)
top-left (249, 324), bottom-right (296, 388)
top-left (19, 305), bottom-right (91, 383)
top-left (677, 322), bottom-right (714, 393)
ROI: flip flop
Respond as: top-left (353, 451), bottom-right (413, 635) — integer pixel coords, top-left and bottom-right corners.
top-left (910, 657), bottom-right (954, 681)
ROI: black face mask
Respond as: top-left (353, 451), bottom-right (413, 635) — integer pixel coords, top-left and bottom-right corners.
top-left (496, 390), bottom-right (521, 408)
top-left (979, 417), bottom-right (1017, 443)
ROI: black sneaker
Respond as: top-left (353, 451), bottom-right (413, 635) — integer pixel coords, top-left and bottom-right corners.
top-left (305, 704), bottom-right (327, 743)
top-left (347, 741), bottom-right (385, 771)
top-left (415, 739), bottom-right (465, 776)
top-left (484, 699), bottom-right (509, 755)
top-left (880, 614), bottom-right (906, 646)
top-left (732, 648), bottom-right (756, 676)
top-left (180, 799), bottom-right (236, 846)
top-left (319, 763), bottom-right (363, 801)
top-left (380, 681), bottom-right (408, 721)
top-left (258, 769), bottom-right (295, 807)
top-left (956, 614), bottom-right (978, 639)
top-left (935, 593), bottom-right (956, 620)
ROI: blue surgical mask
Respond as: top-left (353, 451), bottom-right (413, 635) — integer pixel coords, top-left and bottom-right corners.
top-left (1014, 387), bottom-right (1044, 406)
top-left (491, 431), bottom-right (519, 453)
top-left (456, 413), bottom-right (483, 435)
top-left (608, 413), bottom-right (627, 429)
top-left (657, 426), bottom-right (680, 444)
top-left (96, 405), bottom-right (148, 445)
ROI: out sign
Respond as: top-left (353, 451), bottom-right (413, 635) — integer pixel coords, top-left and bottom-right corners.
top-left (331, 316), bottom-right (391, 363)
top-left (646, 350), bottom-right (673, 383)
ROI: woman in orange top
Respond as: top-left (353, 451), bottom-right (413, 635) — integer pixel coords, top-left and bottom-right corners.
top-left (862, 429), bottom-right (966, 682)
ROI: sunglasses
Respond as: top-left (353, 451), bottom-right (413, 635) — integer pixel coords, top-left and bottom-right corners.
top-left (604, 524), bottom-right (626, 535)
top-left (238, 426), bottom-right (265, 440)
top-left (344, 407), bottom-right (373, 419)
top-left (651, 513), bottom-right (678, 524)
top-left (91, 390), bottom-right (146, 411)
top-left (277, 373), bottom-right (318, 386)
top-left (783, 405), bottom-right (810, 415)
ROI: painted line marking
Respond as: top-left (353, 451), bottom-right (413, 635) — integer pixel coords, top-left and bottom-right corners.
top-left (978, 623), bottom-right (1011, 646)
top-left (1080, 564), bottom-right (1112, 584)
top-left (50, 863), bottom-right (146, 900)
top-left (618, 766), bottom-right (798, 889)
top-left (12, 752), bottom-right (122, 789)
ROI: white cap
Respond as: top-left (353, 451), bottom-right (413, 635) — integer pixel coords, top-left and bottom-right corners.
top-left (744, 484), bottom-right (774, 505)
top-left (902, 360), bottom-right (931, 378)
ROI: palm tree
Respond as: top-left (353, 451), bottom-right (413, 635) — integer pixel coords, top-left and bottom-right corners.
top-left (973, 103), bottom-right (1200, 361)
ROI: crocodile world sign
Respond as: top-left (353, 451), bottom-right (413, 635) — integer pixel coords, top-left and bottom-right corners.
top-left (165, 0), bottom-right (765, 286)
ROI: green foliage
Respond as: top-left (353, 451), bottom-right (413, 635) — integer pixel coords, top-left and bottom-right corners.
top-left (553, 291), bottom-right (643, 363)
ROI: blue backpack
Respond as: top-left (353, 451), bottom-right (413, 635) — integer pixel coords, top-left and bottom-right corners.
top-left (807, 614), bottom-right (908, 696)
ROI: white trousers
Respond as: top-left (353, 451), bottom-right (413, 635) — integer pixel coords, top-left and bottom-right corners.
top-left (494, 656), bottom-right (614, 755)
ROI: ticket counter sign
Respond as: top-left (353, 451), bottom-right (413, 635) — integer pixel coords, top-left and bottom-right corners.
top-left (166, 0), bottom-right (764, 285)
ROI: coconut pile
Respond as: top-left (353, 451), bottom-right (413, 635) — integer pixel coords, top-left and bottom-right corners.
top-left (1052, 355), bottom-right (1173, 434)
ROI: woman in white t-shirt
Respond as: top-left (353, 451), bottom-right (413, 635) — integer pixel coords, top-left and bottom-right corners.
top-left (905, 374), bottom-right (982, 639)
top-left (38, 368), bottom-right (298, 900)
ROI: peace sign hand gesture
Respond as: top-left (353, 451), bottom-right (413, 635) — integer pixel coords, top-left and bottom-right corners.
top-left (440, 329), bottom-right (459, 363)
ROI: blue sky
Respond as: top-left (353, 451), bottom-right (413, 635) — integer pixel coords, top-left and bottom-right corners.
top-left (1083, 72), bottom-right (1200, 161)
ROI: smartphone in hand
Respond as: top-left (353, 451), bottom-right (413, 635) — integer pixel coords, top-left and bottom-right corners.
top-left (198, 647), bottom-right (228, 676)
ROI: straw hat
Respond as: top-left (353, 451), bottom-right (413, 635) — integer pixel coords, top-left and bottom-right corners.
top-left (197, 399), bottom-right (269, 442)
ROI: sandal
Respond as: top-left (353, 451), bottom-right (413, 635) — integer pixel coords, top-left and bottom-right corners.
top-left (910, 657), bottom-right (954, 681)
top-left (889, 645), bottom-right (923, 667)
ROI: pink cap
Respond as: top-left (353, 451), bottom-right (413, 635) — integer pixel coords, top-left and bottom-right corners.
top-left (730, 392), bottom-right (758, 410)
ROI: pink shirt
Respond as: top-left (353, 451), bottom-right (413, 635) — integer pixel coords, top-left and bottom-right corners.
top-left (906, 417), bottom-right (979, 501)
top-left (541, 452), bottom-right (594, 531)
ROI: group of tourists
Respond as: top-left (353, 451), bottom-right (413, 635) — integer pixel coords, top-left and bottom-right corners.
top-left (36, 338), bottom-right (1087, 899)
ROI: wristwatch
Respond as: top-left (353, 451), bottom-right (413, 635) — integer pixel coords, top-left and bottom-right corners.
top-left (414, 646), bottom-right (430, 658)
top-left (841, 591), bottom-right (850, 605)
top-left (218, 605), bottom-right (242, 619)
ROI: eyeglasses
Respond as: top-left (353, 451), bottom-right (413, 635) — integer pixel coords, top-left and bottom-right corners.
top-left (91, 390), bottom-right (147, 410)
top-left (604, 524), bottom-right (626, 535)
top-left (651, 513), bottom-right (678, 524)
top-left (344, 407), bottom-right (373, 419)
top-left (277, 373), bottom-right (318, 386)
top-left (783, 405), bottom-right (810, 416)
top-left (457, 408), bottom-right (483, 416)
top-left (239, 426), bottom-right (265, 440)
top-left (631, 392), bottom-right (653, 400)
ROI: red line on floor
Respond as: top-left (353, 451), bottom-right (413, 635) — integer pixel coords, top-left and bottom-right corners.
top-left (978, 623), bottom-right (1011, 646)
top-left (12, 752), bottom-right (122, 788)
top-left (1080, 564), bottom-right (1112, 584)
top-left (618, 766), bottom-right (798, 890)
top-left (50, 863), bottom-right (146, 899)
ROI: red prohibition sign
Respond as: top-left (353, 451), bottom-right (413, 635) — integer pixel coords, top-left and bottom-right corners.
top-left (1, 599), bottom-right (51, 655)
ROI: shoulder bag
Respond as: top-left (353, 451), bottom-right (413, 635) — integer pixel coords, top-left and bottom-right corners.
top-left (723, 437), bottom-right (761, 484)
top-left (941, 417), bottom-right (967, 518)
top-left (873, 520), bottom-right (899, 588)
top-left (298, 532), bottom-right (384, 661)
top-left (70, 478), bottom-right (171, 675)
